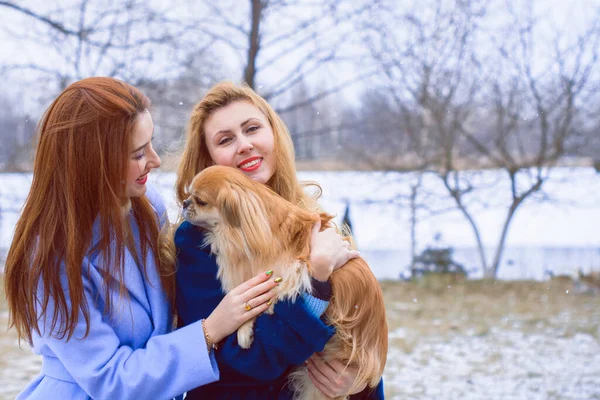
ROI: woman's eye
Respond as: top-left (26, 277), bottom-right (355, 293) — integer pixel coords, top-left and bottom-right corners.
top-left (133, 152), bottom-right (145, 160)
top-left (247, 125), bottom-right (259, 133)
top-left (218, 137), bottom-right (232, 146)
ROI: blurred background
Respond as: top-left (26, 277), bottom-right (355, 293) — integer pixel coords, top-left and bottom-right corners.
top-left (1, 0), bottom-right (600, 398)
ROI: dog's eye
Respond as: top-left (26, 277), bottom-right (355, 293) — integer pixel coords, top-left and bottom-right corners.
top-left (194, 196), bottom-right (208, 207)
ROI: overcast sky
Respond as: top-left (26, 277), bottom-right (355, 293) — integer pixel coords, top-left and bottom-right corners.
top-left (1, 0), bottom-right (598, 115)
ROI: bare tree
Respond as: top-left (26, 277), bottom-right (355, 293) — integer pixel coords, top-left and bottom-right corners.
top-left (0, 0), bottom-right (208, 96)
top-left (0, 95), bottom-right (36, 171)
top-left (452, 1), bottom-right (600, 277)
top-left (185, 0), bottom-right (378, 113)
top-left (0, 0), bottom-right (226, 165)
top-left (277, 77), bottom-right (342, 162)
top-left (351, 0), bottom-right (600, 278)
top-left (0, 1), bottom-right (84, 36)
top-left (1, 0), bottom-right (379, 163)
top-left (137, 51), bottom-right (226, 165)
top-left (344, 0), bottom-right (487, 274)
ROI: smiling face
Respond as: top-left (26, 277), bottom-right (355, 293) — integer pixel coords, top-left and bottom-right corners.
top-left (204, 101), bottom-right (276, 185)
top-left (125, 110), bottom-right (161, 198)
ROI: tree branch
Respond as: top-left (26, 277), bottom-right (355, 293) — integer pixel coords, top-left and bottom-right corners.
top-left (0, 1), bottom-right (81, 36)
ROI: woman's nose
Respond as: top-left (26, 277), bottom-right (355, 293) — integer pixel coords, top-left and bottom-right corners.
top-left (148, 145), bottom-right (161, 168)
top-left (237, 137), bottom-right (254, 154)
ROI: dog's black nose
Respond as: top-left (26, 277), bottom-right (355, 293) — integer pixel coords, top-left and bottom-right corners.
top-left (183, 199), bottom-right (191, 209)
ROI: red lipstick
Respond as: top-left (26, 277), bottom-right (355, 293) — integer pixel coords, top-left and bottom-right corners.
top-left (238, 157), bottom-right (262, 172)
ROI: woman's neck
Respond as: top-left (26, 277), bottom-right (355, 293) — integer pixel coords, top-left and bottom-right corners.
top-left (121, 198), bottom-right (132, 217)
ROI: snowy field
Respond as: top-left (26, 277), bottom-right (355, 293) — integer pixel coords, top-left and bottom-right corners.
top-left (2, 167), bottom-right (600, 279)
top-left (380, 277), bottom-right (600, 399)
top-left (1, 169), bottom-right (600, 399)
top-left (2, 277), bottom-right (599, 400)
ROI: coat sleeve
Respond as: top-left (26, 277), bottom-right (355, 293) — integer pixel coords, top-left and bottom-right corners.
top-left (37, 262), bottom-right (219, 400)
top-left (175, 221), bottom-right (335, 382)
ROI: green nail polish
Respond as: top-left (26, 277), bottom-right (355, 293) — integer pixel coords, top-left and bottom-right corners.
top-left (265, 270), bottom-right (273, 276)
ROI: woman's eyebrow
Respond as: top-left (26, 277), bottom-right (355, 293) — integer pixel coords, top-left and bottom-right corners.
top-left (215, 118), bottom-right (258, 135)
top-left (240, 118), bottom-right (258, 126)
top-left (131, 130), bottom-right (155, 153)
top-left (131, 142), bottom-right (149, 153)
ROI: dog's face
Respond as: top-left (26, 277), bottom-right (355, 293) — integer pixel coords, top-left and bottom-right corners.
top-left (182, 165), bottom-right (279, 238)
top-left (182, 166), bottom-right (252, 230)
top-left (182, 165), bottom-right (320, 261)
top-left (182, 178), bottom-right (222, 230)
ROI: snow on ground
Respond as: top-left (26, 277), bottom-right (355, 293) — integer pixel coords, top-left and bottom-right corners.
top-left (2, 167), bottom-right (600, 399)
top-left (4, 327), bottom-right (598, 400)
top-left (385, 329), bottom-right (600, 399)
top-left (1, 167), bottom-right (600, 279)
top-left (3, 282), bottom-right (600, 400)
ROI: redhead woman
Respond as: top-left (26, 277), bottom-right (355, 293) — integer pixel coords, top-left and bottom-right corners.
top-left (174, 82), bottom-right (385, 399)
top-left (4, 77), bottom-right (279, 400)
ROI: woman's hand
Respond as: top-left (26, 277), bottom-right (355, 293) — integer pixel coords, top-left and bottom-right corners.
top-left (306, 354), bottom-right (368, 398)
top-left (309, 220), bottom-right (359, 282)
top-left (203, 271), bottom-right (279, 343)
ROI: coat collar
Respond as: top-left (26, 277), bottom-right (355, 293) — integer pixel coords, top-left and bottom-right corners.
top-left (87, 208), bottom-right (171, 337)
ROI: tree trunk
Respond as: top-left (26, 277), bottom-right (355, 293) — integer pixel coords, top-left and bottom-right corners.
top-left (244, 0), bottom-right (263, 89)
top-left (442, 176), bottom-right (490, 276)
top-left (489, 202), bottom-right (519, 278)
top-left (457, 204), bottom-right (490, 278)
top-left (409, 175), bottom-right (422, 270)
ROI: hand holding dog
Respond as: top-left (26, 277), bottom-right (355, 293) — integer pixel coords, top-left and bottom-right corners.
top-left (309, 220), bottom-right (360, 282)
top-left (203, 271), bottom-right (279, 344)
top-left (306, 354), bottom-right (368, 398)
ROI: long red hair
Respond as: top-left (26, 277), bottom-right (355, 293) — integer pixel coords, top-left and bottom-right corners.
top-left (4, 77), bottom-right (174, 344)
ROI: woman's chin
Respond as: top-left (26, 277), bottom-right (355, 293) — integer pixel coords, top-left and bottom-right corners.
top-left (241, 170), bottom-right (272, 185)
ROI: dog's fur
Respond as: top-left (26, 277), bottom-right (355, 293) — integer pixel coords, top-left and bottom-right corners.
top-left (182, 165), bottom-right (388, 400)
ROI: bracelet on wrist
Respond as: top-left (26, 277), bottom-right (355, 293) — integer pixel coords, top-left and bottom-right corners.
top-left (201, 319), bottom-right (219, 353)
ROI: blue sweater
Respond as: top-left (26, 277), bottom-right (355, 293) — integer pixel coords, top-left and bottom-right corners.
top-left (175, 221), bottom-right (384, 399)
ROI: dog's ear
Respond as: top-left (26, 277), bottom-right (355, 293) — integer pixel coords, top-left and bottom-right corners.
top-left (219, 183), bottom-right (243, 228)
top-left (217, 182), bottom-right (273, 251)
top-left (278, 206), bottom-right (319, 258)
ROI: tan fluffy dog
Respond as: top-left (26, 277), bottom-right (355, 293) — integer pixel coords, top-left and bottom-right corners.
top-left (182, 165), bottom-right (388, 400)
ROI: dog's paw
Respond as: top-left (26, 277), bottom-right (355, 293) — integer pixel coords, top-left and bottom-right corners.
top-left (237, 320), bottom-right (255, 349)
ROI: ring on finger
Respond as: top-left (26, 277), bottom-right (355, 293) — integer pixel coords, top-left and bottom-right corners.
top-left (244, 302), bottom-right (252, 311)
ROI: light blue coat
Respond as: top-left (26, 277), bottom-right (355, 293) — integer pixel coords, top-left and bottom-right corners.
top-left (18, 184), bottom-right (219, 400)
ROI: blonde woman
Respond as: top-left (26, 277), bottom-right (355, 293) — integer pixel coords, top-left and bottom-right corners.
top-left (174, 82), bottom-right (384, 399)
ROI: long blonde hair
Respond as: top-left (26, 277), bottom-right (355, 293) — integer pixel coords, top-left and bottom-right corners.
top-left (176, 81), bottom-right (320, 211)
